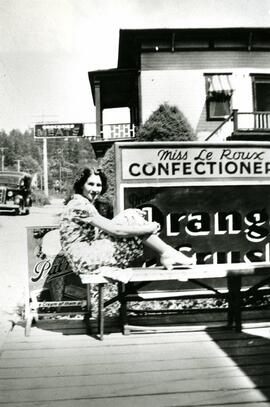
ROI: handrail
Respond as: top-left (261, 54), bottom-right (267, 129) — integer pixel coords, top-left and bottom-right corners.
top-left (205, 112), bottom-right (234, 141)
top-left (233, 111), bottom-right (270, 115)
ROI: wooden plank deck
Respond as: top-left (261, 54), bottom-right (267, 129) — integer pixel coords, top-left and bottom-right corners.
top-left (1, 319), bottom-right (270, 406)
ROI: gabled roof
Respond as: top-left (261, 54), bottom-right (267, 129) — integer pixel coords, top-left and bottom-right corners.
top-left (88, 27), bottom-right (270, 106)
top-left (117, 27), bottom-right (270, 68)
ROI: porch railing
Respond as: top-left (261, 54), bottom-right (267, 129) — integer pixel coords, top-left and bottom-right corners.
top-left (84, 123), bottom-right (136, 141)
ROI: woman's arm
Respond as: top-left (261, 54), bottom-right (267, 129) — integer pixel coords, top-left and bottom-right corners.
top-left (76, 212), bottom-right (160, 238)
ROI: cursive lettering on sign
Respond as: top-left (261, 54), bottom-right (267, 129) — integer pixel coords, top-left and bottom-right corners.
top-left (31, 255), bottom-right (73, 284)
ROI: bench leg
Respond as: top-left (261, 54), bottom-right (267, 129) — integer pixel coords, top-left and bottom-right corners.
top-left (227, 275), bottom-right (242, 332)
top-left (234, 275), bottom-right (242, 332)
top-left (98, 284), bottom-right (105, 340)
top-left (84, 284), bottom-right (92, 334)
top-left (118, 283), bottom-right (129, 335)
top-left (25, 313), bottom-right (34, 337)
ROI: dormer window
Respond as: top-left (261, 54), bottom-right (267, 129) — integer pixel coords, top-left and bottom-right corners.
top-left (205, 74), bottom-right (233, 120)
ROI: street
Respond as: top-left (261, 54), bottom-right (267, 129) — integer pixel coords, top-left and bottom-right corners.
top-left (0, 199), bottom-right (65, 344)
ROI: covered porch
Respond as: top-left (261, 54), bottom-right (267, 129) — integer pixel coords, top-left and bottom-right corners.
top-left (88, 68), bottom-right (140, 157)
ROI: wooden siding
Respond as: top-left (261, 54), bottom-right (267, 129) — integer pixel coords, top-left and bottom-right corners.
top-left (1, 320), bottom-right (270, 406)
top-left (140, 51), bottom-right (270, 137)
top-left (141, 51), bottom-right (270, 71)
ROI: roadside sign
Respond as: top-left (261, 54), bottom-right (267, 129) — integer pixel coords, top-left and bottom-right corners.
top-left (34, 123), bottom-right (84, 197)
top-left (26, 226), bottom-right (87, 318)
top-left (34, 123), bottom-right (84, 138)
top-left (115, 141), bottom-right (270, 266)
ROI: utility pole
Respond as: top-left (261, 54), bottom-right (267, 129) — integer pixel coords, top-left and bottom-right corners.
top-left (43, 138), bottom-right (49, 197)
top-left (57, 149), bottom-right (63, 193)
top-left (16, 160), bottom-right (21, 172)
top-left (32, 115), bottom-right (58, 198)
top-left (0, 147), bottom-right (7, 171)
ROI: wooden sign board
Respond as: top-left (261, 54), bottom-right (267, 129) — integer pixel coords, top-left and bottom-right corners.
top-left (115, 142), bottom-right (270, 266)
top-left (34, 123), bottom-right (84, 139)
top-left (26, 226), bottom-right (87, 316)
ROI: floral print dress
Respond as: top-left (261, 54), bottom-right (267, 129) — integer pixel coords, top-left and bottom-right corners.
top-left (59, 194), bottom-right (145, 275)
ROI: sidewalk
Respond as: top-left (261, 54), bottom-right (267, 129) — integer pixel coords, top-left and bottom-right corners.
top-left (1, 320), bottom-right (270, 406)
top-left (0, 198), bottom-right (65, 351)
top-left (0, 315), bottom-right (14, 352)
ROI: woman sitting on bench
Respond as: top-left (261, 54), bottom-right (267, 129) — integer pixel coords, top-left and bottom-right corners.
top-left (59, 164), bottom-right (192, 278)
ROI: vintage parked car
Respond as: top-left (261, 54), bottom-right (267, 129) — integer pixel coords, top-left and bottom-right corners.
top-left (0, 171), bottom-right (32, 215)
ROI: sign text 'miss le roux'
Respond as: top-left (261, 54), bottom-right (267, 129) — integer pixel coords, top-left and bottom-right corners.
top-left (122, 146), bottom-right (270, 179)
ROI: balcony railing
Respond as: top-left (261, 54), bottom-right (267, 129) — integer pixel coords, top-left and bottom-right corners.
top-left (206, 110), bottom-right (270, 141)
top-left (84, 123), bottom-right (136, 141)
top-left (102, 123), bottom-right (136, 140)
top-left (235, 111), bottom-right (270, 131)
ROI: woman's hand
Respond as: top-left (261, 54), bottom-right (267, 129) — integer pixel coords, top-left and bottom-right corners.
top-left (72, 209), bottom-right (89, 218)
top-left (72, 215), bottom-right (92, 224)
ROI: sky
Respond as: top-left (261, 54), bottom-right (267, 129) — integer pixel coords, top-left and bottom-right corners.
top-left (1, 0), bottom-right (270, 132)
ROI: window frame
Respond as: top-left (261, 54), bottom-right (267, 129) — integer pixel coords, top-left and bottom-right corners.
top-left (250, 74), bottom-right (270, 112)
top-left (205, 73), bottom-right (233, 121)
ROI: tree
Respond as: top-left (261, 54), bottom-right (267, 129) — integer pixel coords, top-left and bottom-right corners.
top-left (20, 155), bottom-right (41, 173)
top-left (137, 103), bottom-right (196, 141)
top-left (100, 146), bottom-right (116, 207)
top-left (101, 103), bottom-right (196, 207)
top-left (0, 129), bottom-right (98, 197)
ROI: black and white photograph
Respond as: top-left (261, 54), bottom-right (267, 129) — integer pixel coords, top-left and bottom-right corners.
top-left (1, 0), bottom-right (270, 405)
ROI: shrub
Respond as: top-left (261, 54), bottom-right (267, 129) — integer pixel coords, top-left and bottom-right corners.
top-left (137, 103), bottom-right (196, 142)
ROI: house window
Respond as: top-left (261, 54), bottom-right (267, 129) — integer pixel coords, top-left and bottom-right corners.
top-left (205, 74), bottom-right (233, 120)
top-left (251, 75), bottom-right (270, 111)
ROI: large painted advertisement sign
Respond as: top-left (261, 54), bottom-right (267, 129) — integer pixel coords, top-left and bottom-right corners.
top-left (123, 185), bottom-right (270, 264)
top-left (116, 142), bottom-right (270, 266)
top-left (27, 226), bottom-right (87, 314)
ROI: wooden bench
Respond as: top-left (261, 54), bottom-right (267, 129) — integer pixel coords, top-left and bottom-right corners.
top-left (81, 262), bottom-right (270, 340)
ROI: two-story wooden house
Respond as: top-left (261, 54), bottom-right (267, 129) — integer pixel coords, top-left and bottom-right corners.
top-left (88, 27), bottom-right (270, 156)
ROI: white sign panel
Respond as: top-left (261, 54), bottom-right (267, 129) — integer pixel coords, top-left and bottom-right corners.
top-left (121, 145), bottom-right (270, 180)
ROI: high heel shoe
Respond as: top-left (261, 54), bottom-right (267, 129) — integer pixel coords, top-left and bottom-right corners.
top-left (162, 247), bottom-right (193, 266)
top-left (160, 248), bottom-right (193, 281)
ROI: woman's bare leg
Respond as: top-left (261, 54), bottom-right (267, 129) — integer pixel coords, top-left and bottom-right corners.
top-left (113, 209), bottom-right (193, 270)
top-left (143, 234), bottom-right (193, 270)
top-left (142, 234), bottom-right (168, 254)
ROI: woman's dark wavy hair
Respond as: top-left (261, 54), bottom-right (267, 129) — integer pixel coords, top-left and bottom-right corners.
top-left (73, 166), bottom-right (107, 195)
